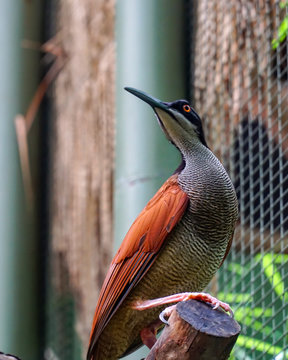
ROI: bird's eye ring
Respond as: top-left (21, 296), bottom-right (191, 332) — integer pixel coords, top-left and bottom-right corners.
top-left (183, 104), bottom-right (191, 113)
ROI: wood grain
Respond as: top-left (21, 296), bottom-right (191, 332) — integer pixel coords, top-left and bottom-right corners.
top-left (146, 300), bottom-right (241, 360)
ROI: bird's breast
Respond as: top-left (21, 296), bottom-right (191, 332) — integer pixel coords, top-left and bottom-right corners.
top-left (178, 150), bottom-right (238, 239)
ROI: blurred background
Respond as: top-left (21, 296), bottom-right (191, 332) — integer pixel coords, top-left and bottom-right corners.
top-left (0, 0), bottom-right (287, 359)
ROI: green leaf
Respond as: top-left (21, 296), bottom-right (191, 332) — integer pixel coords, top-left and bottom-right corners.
top-left (272, 15), bottom-right (288, 49)
top-left (279, 1), bottom-right (288, 9)
top-left (278, 16), bottom-right (288, 40)
top-left (272, 38), bottom-right (279, 49)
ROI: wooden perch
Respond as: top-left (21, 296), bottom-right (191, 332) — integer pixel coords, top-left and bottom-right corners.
top-left (145, 300), bottom-right (241, 360)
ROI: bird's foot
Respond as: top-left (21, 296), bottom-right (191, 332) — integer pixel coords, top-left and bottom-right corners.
top-left (133, 292), bottom-right (233, 319)
top-left (139, 319), bottom-right (162, 349)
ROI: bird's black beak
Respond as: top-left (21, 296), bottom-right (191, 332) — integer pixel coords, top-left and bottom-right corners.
top-left (125, 87), bottom-right (176, 143)
top-left (125, 87), bottom-right (169, 112)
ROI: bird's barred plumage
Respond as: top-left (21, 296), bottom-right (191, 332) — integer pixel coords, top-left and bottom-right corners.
top-left (87, 88), bottom-right (238, 360)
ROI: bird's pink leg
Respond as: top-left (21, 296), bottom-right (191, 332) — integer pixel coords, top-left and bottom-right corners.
top-left (139, 319), bottom-right (163, 349)
top-left (132, 292), bottom-right (233, 318)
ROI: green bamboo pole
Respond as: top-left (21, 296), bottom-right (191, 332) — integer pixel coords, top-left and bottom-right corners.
top-left (115, 1), bottom-right (186, 358)
top-left (0, 2), bottom-right (41, 359)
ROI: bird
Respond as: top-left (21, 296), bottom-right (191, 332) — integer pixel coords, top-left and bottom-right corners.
top-left (87, 87), bottom-right (239, 360)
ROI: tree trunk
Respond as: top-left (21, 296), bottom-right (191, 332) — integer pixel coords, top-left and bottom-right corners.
top-left (48, 0), bottom-right (115, 354)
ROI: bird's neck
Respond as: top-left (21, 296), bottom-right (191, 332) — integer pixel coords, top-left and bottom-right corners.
top-left (177, 141), bottom-right (238, 235)
top-left (177, 141), bottom-right (232, 197)
top-left (173, 138), bottom-right (209, 175)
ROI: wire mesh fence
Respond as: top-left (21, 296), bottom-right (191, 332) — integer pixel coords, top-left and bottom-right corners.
top-left (192, 0), bottom-right (288, 358)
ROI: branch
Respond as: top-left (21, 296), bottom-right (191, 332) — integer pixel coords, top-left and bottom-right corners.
top-left (14, 35), bottom-right (66, 204)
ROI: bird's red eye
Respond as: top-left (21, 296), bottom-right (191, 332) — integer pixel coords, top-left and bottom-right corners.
top-left (183, 104), bottom-right (191, 113)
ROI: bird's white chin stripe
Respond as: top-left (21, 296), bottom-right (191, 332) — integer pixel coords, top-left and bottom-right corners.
top-left (154, 108), bottom-right (197, 147)
top-left (168, 108), bottom-right (198, 131)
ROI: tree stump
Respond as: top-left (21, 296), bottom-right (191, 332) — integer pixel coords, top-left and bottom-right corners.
top-left (145, 300), bottom-right (241, 360)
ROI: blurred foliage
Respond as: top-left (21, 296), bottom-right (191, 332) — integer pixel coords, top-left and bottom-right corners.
top-left (272, 1), bottom-right (288, 49)
top-left (219, 253), bottom-right (288, 360)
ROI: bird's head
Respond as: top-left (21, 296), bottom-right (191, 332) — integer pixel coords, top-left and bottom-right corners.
top-left (125, 87), bottom-right (208, 155)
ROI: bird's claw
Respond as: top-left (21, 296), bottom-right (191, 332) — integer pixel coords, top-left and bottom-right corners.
top-left (159, 310), bottom-right (169, 325)
top-left (203, 295), bottom-right (234, 317)
top-left (159, 305), bottom-right (176, 325)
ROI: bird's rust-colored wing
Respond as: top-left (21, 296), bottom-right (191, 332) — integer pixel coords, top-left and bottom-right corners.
top-left (87, 174), bottom-right (189, 357)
